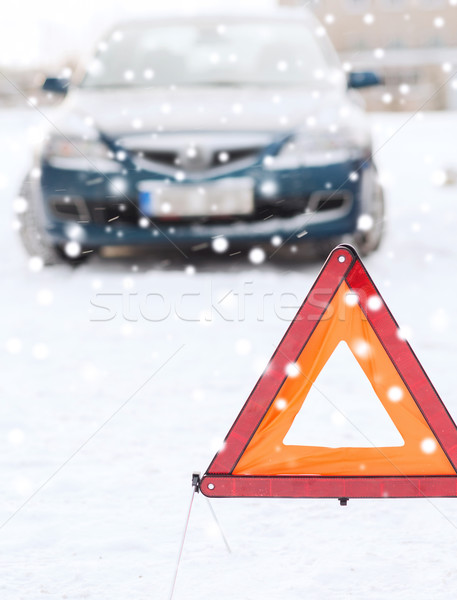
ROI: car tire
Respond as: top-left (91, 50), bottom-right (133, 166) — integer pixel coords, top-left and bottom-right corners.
top-left (352, 183), bottom-right (385, 257)
top-left (17, 176), bottom-right (90, 266)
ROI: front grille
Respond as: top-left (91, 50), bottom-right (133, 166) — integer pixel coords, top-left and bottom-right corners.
top-left (209, 147), bottom-right (261, 169)
top-left (132, 146), bottom-right (262, 172)
top-left (137, 150), bottom-right (177, 167)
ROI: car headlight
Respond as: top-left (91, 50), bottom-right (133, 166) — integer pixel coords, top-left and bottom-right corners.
top-left (267, 128), bottom-right (370, 170)
top-left (42, 135), bottom-right (122, 172)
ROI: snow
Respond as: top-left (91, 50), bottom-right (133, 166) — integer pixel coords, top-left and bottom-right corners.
top-left (2, 108), bottom-right (457, 598)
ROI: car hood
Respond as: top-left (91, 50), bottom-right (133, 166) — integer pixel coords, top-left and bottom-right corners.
top-left (59, 85), bottom-right (362, 139)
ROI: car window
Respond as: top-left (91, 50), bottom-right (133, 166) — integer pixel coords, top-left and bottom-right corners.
top-left (81, 21), bottom-right (341, 88)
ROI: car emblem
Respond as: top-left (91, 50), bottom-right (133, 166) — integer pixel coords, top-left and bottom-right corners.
top-left (180, 145), bottom-right (211, 171)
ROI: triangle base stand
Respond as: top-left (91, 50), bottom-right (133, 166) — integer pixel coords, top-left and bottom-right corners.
top-left (200, 474), bottom-right (457, 499)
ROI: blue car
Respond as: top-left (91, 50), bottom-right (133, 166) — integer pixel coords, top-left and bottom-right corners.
top-left (19, 8), bottom-right (384, 264)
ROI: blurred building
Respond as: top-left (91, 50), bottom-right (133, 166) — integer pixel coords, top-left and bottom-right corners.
top-left (280, 0), bottom-right (457, 110)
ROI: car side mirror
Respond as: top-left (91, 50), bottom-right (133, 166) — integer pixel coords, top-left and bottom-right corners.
top-left (348, 71), bottom-right (383, 89)
top-left (42, 77), bottom-right (70, 95)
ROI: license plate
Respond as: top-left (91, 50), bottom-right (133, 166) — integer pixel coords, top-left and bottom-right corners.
top-left (137, 178), bottom-right (254, 217)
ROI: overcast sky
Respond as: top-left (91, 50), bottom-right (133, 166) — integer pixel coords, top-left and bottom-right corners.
top-left (0, 0), bottom-right (277, 70)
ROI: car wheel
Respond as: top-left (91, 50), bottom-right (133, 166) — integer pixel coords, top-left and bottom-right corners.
top-left (17, 176), bottom-right (91, 266)
top-left (353, 183), bottom-right (385, 256)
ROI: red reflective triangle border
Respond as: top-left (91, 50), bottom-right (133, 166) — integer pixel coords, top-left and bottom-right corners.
top-left (200, 245), bottom-right (457, 498)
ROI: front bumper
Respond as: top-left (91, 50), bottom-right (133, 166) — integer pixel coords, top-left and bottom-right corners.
top-left (38, 157), bottom-right (373, 250)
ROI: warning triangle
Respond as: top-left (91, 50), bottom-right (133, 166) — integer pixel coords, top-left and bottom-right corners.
top-left (201, 245), bottom-right (457, 499)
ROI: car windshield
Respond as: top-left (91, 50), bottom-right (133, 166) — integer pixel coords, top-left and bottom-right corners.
top-left (81, 20), bottom-right (341, 89)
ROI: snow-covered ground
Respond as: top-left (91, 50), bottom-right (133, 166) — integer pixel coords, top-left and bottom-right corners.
top-left (1, 108), bottom-right (457, 599)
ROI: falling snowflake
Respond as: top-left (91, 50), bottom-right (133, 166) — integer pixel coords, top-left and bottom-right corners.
top-left (191, 388), bottom-right (205, 402)
top-left (7, 429), bottom-right (25, 445)
top-left (357, 214), bottom-right (374, 231)
top-left (397, 325), bottom-right (412, 341)
top-left (285, 362), bottom-right (300, 378)
top-left (421, 438), bottom-right (437, 454)
top-left (123, 277), bottom-right (134, 290)
top-left (260, 181), bottom-right (277, 196)
top-left (28, 256), bottom-right (44, 272)
top-left (275, 398), bottom-right (287, 410)
top-left (120, 324), bottom-right (133, 337)
top-left (32, 343), bottom-right (49, 360)
top-left (367, 295), bottom-right (382, 311)
top-left (218, 151), bottom-right (229, 163)
top-left (434, 16), bottom-right (445, 28)
top-left (6, 338), bottom-right (22, 354)
top-left (345, 291), bottom-right (359, 307)
top-left (306, 116), bottom-right (317, 128)
top-left (429, 308), bottom-right (449, 332)
top-left (36, 289), bottom-right (54, 306)
top-left (353, 340), bottom-right (371, 358)
top-left (64, 241), bottom-right (81, 258)
top-left (12, 476), bottom-right (32, 496)
top-left (387, 386), bottom-right (403, 402)
top-left (430, 169), bottom-right (448, 186)
top-left (271, 235), bottom-right (282, 247)
top-left (235, 339), bottom-right (252, 356)
top-left (331, 411), bottom-right (346, 427)
top-left (13, 196), bottom-right (28, 214)
top-left (249, 247), bottom-right (266, 264)
top-left (212, 237), bottom-right (229, 253)
top-left (210, 437), bottom-right (225, 453)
